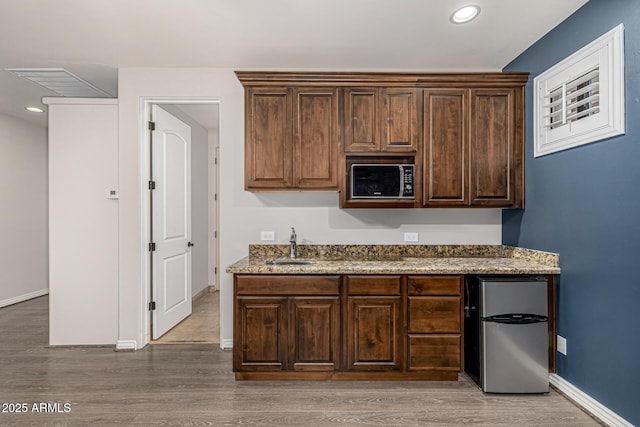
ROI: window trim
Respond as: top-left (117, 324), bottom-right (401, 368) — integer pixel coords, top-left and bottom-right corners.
top-left (533, 24), bottom-right (625, 157)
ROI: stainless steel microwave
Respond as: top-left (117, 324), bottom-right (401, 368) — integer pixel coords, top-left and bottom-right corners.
top-left (350, 164), bottom-right (415, 199)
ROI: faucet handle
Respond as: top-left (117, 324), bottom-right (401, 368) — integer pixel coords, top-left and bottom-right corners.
top-left (290, 227), bottom-right (297, 242)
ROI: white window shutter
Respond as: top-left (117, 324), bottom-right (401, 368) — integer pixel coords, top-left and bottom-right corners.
top-left (534, 24), bottom-right (625, 157)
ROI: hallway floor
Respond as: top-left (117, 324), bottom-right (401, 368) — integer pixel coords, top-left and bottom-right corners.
top-left (152, 290), bottom-right (220, 344)
top-left (0, 296), bottom-right (602, 426)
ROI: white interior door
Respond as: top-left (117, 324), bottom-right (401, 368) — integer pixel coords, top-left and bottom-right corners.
top-left (151, 105), bottom-right (192, 339)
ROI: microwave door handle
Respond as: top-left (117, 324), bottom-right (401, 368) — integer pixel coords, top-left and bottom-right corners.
top-left (398, 165), bottom-right (403, 198)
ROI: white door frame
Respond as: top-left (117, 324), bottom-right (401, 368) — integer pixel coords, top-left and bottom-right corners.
top-left (140, 97), bottom-right (221, 347)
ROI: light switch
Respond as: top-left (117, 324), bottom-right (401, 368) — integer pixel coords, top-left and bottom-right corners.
top-left (261, 231), bottom-right (275, 241)
top-left (107, 189), bottom-right (119, 200)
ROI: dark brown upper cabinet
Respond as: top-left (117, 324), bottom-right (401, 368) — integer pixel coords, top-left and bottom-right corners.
top-left (469, 88), bottom-right (522, 207)
top-left (236, 71), bottom-right (527, 208)
top-left (244, 87), bottom-right (293, 189)
top-left (344, 88), bottom-right (379, 152)
top-left (383, 88), bottom-right (418, 152)
top-left (423, 86), bottom-right (525, 208)
top-left (243, 86), bottom-right (339, 190)
top-left (423, 89), bottom-right (468, 206)
top-left (293, 88), bottom-right (340, 189)
top-left (344, 87), bottom-right (417, 153)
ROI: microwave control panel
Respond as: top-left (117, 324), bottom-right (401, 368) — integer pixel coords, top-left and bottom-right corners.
top-left (401, 166), bottom-right (414, 197)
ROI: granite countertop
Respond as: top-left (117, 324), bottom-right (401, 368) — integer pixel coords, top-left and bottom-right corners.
top-left (226, 245), bottom-right (561, 275)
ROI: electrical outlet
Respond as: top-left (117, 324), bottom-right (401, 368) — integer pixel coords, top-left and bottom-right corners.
top-left (557, 335), bottom-right (567, 355)
top-left (260, 231), bottom-right (275, 241)
top-left (404, 232), bottom-right (419, 243)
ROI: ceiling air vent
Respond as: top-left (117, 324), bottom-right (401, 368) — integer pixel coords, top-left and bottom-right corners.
top-left (5, 68), bottom-right (112, 98)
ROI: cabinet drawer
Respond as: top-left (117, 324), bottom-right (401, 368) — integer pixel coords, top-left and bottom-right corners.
top-left (408, 334), bottom-right (461, 371)
top-left (408, 276), bottom-right (462, 296)
top-left (408, 296), bottom-right (461, 333)
top-left (236, 275), bottom-right (340, 296)
top-left (347, 276), bottom-right (401, 295)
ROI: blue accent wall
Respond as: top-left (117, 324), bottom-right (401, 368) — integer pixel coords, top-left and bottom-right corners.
top-left (503, 0), bottom-right (640, 424)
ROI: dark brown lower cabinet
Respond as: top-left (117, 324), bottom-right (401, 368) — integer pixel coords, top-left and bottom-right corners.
top-left (235, 297), bottom-right (288, 371)
top-left (233, 275), bottom-right (341, 374)
top-left (233, 273), bottom-right (556, 381)
top-left (408, 335), bottom-right (461, 371)
top-left (235, 296), bottom-right (340, 372)
top-left (407, 276), bottom-right (463, 373)
top-left (347, 297), bottom-right (401, 370)
top-left (289, 297), bottom-right (340, 371)
top-left (345, 275), bottom-right (403, 371)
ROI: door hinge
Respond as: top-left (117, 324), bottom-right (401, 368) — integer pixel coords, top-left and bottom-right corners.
top-left (149, 180), bottom-right (156, 190)
top-left (149, 301), bottom-right (156, 311)
top-left (214, 231), bottom-right (217, 238)
top-left (148, 121), bottom-right (156, 131)
top-left (214, 193), bottom-right (217, 201)
top-left (214, 157), bottom-right (218, 165)
top-left (149, 242), bottom-right (156, 252)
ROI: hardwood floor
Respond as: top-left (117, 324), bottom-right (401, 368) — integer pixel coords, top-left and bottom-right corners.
top-left (0, 296), bottom-right (601, 426)
top-left (152, 290), bottom-right (220, 344)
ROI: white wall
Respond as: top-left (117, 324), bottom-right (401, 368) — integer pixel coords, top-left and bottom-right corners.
top-left (46, 98), bottom-right (118, 345)
top-left (117, 68), bottom-right (502, 349)
top-left (0, 113), bottom-right (48, 307)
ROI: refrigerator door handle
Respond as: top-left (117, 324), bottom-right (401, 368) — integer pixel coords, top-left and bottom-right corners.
top-left (482, 313), bottom-right (548, 324)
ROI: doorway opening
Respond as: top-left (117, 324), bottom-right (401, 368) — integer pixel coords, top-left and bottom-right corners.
top-left (143, 99), bottom-right (220, 345)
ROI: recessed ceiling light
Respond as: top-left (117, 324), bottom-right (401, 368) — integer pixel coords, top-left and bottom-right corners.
top-left (25, 106), bottom-right (44, 113)
top-left (450, 5), bottom-right (481, 24)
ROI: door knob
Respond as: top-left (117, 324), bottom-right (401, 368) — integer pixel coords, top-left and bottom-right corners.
top-left (188, 242), bottom-right (194, 247)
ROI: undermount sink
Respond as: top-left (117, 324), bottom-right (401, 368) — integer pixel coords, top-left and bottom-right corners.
top-left (265, 259), bottom-right (315, 266)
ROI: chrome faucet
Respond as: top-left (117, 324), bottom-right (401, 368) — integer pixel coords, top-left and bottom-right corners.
top-left (289, 227), bottom-right (297, 259)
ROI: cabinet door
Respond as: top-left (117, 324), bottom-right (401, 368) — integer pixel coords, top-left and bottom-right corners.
top-left (289, 297), bottom-right (340, 371)
top-left (422, 89), bottom-right (468, 206)
top-left (234, 297), bottom-right (287, 371)
top-left (469, 88), bottom-right (516, 206)
top-left (245, 87), bottom-right (292, 189)
top-left (382, 88), bottom-right (417, 152)
top-left (347, 297), bottom-right (401, 370)
top-left (344, 88), bottom-right (380, 152)
top-left (293, 88), bottom-right (340, 189)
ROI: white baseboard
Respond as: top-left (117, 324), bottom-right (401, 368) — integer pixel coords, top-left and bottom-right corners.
top-left (115, 340), bottom-right (138, 351)
top-left (220, 339), bottom-right (233, 350)
top-left (0, 288), bottom-right (49, 309)
top-left (549, 374), bottom-right (632, 427)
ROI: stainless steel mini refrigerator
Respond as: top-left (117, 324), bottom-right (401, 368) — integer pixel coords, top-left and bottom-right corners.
top-left (464, 276), bottom-right (549, 393)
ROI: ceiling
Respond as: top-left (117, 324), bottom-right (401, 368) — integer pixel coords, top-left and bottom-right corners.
top-left (0, 0), bottom-right (589, 127)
